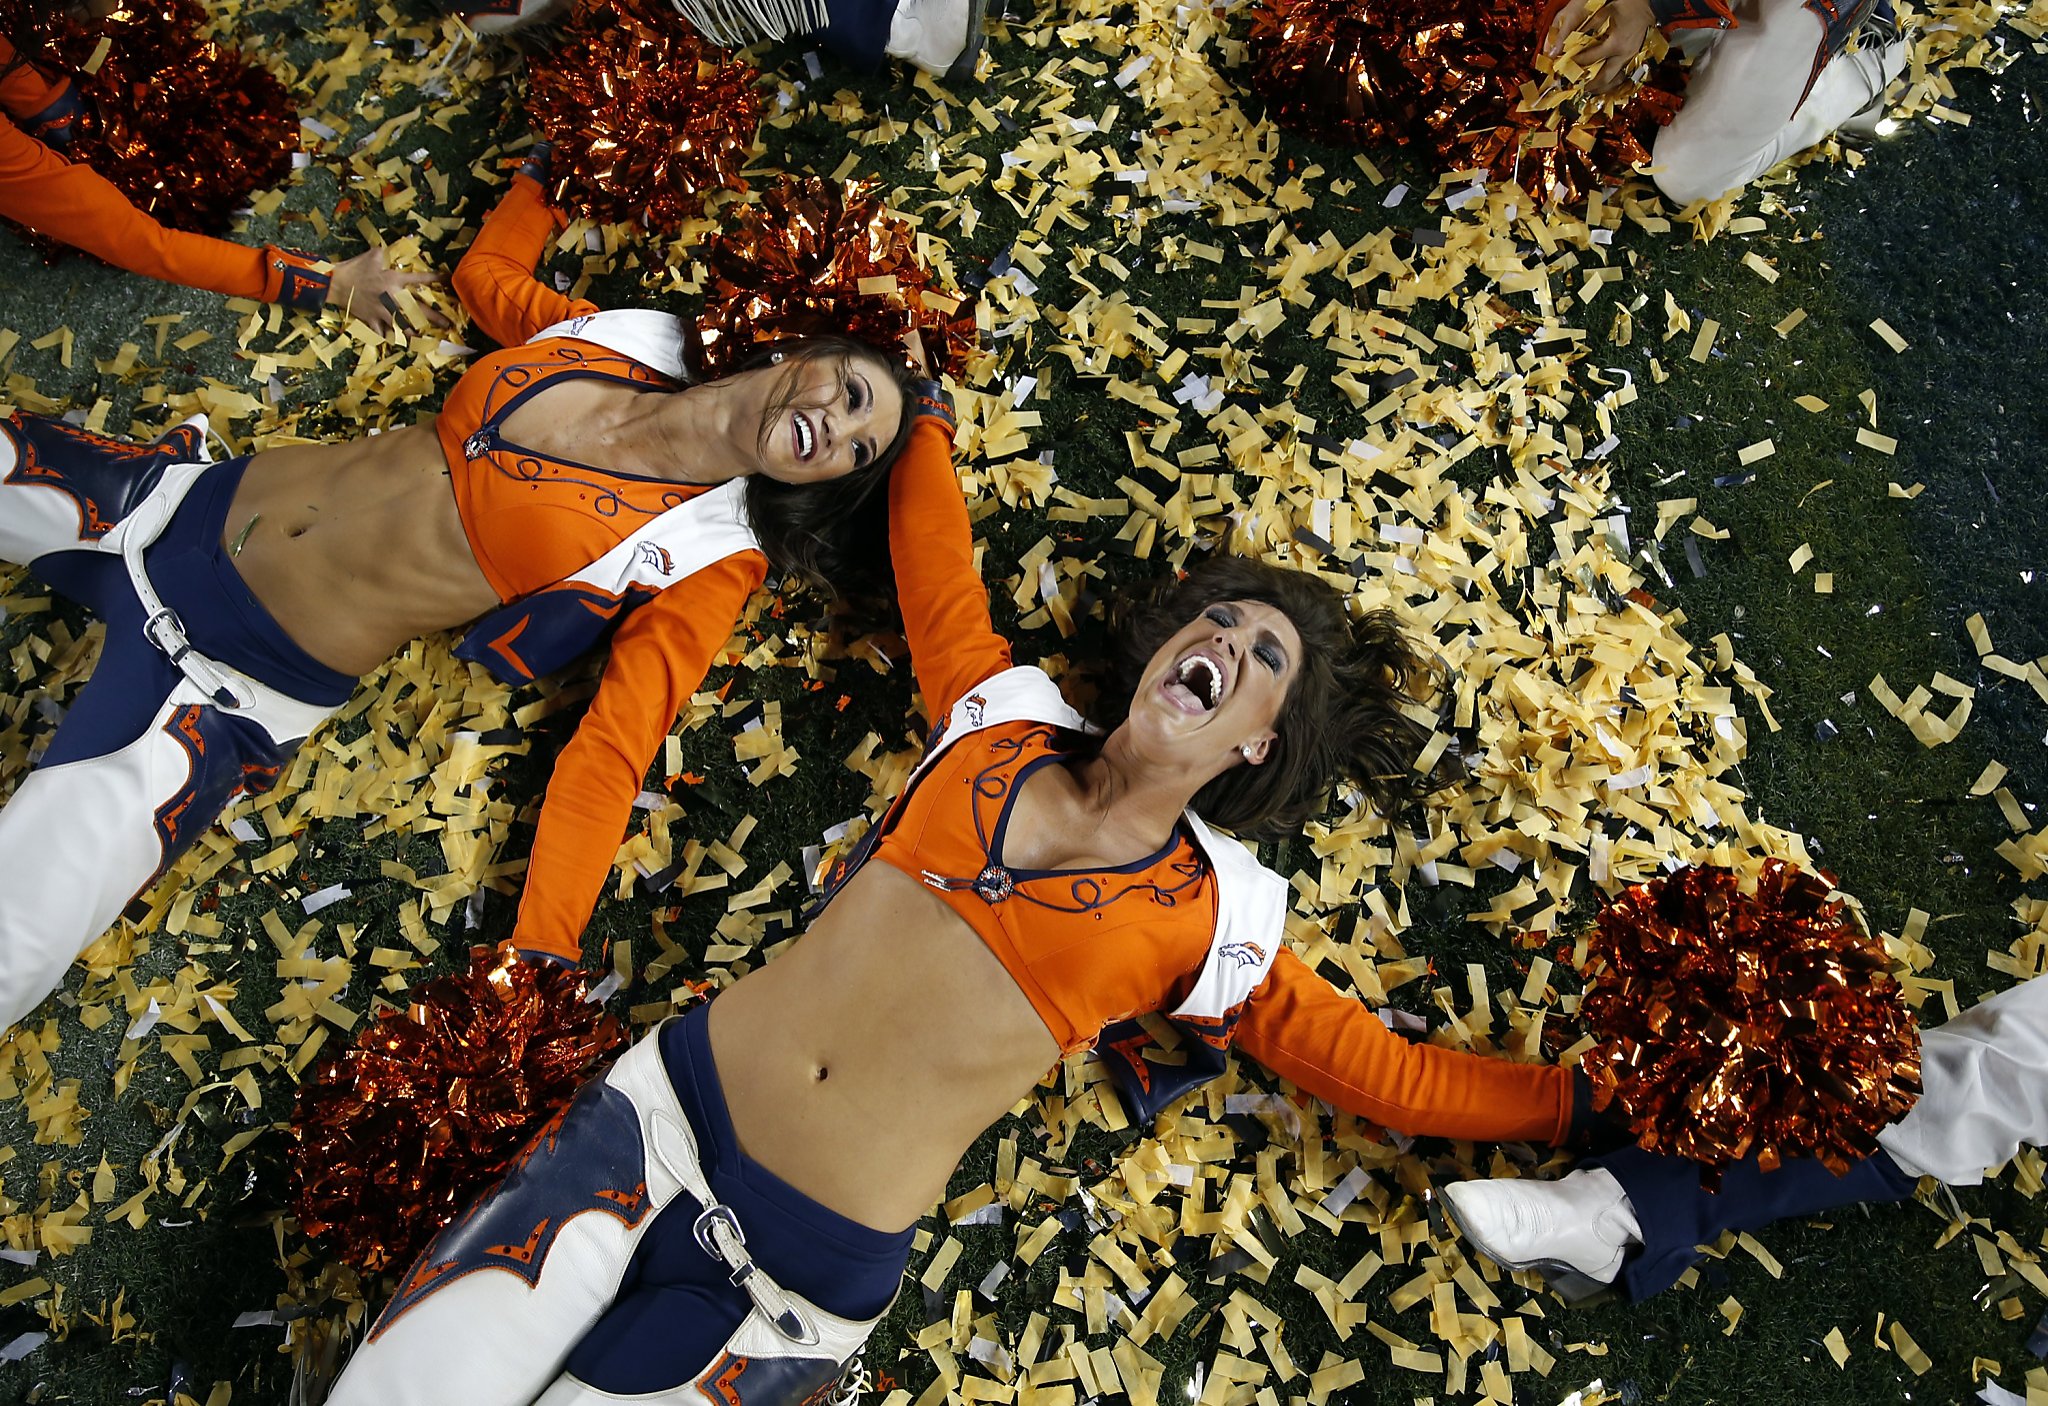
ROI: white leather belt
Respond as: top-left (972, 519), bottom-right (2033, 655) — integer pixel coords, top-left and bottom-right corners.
top-left (647, 1101), bottom-right (821, 1346)
top-left (111, 456), bottom-right (256, 712)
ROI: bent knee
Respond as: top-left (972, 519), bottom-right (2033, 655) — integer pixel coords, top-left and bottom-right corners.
top-left (1650, 128), bottom-right (1743, 206)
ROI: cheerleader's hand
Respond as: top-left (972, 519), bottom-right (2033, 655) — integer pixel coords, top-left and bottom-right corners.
top-left (1542, 0), bottom-right (1655, 92)
top-left (327, 247), bottom-right (452, 335)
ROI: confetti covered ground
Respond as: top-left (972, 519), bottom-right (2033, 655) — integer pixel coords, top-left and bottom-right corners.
top-left (1, 1), bottom-right (2047, 1403)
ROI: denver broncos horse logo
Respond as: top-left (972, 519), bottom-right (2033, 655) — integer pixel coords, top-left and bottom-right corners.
top-left (637, 541), bottom-right (675, 576)
top-left (1216, 941), bottom-right (1266, 969)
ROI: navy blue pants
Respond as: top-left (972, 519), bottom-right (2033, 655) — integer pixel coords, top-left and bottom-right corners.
top-left (344, 1004), bottom-right (913, 1405)
top-left (811, 0), bottom-right (897, 70)
top-left (565, 1005), bottom-right (912, 1395)
top-left (1590, 1143), bottom-right (1920, 1300)
top-left (0, 416), bottom-right (354, 1033)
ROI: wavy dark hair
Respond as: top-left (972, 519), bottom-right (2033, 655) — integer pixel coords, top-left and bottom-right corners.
top-left (1, 0), bottom-right (60, 83)
top-left (730, 335), bottom-right (920, 596)
top-left (1084, 557), bottom-right (1452, 838)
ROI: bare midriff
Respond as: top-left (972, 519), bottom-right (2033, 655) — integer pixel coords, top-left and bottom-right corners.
top-left (707, 859), bottom-right (1062, 1234)
top-left (224, 421), bottom-right (498, 678)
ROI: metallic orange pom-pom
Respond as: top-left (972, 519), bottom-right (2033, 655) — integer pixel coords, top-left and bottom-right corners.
top-left (525, 0), bottom-right (762, 234)
top-left (1244, 0), bottom-right (1685, 205)
top-left (291, 945), bottom-right (627, 1275)
top-left (691, 176), bottom-right (980, 380)
top-left (0, 0), bottom-right (297, 238)
top-left (1580, 862), bottom-right (1922, 1175)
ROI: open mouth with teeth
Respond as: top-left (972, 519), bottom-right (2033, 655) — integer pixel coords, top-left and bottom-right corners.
top-left (1164, 653), bottom-right (1225, 713)
top-left (791, 411), bottom-right (817, 462)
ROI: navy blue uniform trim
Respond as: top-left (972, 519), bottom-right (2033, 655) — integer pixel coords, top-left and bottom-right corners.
top-left (2, 413), bottom-right (197, 544)
top-left (563, 1008), bottom-right (909, 1395)
top-left (371, 1077), bottom-right (655, 1342)
top-left (24, 78), bottom-right (85, 152)
top-left (270, 249), bottom-right (333, 314)
top-left (692, 1350), bottom-right (848, 1406)
top-left (1591, 1142), bottom-right (1918, 1300)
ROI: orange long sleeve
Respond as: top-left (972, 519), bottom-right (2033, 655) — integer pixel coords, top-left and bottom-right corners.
top-left (0, 118), bottom-right (330, 302)
top-left (452, 173), bottom-right (598, 349)
top-left (509, 551), bottom-right (769, 961)
top-left (1236, 948), bottom-right (1573, 1144)
top-left (0, 40), bottom-right (326, 307)
top-left (885, 415), bottom-right (1012, 718)
top-left (0, 44), bottom-right (68, 123)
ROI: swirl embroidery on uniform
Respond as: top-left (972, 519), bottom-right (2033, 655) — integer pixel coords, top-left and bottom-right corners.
top-left (954, 729), bottom-right (1208, 914)
top-left (473, 348), bottom-right (672, 519)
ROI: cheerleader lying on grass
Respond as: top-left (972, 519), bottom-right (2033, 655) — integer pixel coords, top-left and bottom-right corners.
top-left (0, 157), bottom-right (918, 1032)
top-left (325, 392), bottom-right (1599, 1406)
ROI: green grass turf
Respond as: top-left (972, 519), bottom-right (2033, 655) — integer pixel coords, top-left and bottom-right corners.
top-left (0, 3), bottom-right (2046, 1403)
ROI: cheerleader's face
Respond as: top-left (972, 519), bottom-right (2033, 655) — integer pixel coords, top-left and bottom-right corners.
top-left (751, 350), bottom-right (906, 486)
top-left (1130, 600), bottom-right (1300, 771)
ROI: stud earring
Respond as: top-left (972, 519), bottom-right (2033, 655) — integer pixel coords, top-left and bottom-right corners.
top-left (1240, 745), bottom-right (1254, 760)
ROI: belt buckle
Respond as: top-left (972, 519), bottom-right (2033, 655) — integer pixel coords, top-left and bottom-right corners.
top-left (693, 1203), bottom-right (747, 1263)
top-left (142, 607), bottom-right (250, 711)
top-left (695, 1204), bottom-right (758, 1288)
top-left (142, 607), bottom-right (193, 664)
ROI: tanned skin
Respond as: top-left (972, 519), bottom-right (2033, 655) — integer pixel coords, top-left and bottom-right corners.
top-left (236, 352), bottom-right (1298, 1237)
top-left (226, 353), bottom-right (902, 677)
top-left (710, 602), bottom-right (1302, 1231)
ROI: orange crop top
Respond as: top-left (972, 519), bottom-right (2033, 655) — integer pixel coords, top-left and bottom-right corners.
top-left (842, 435), bottom-right (1577, 1146)
top-left (435, 336), bottom-right (711, 604)
top-left (449, 175), bottom-right (769, 962)
top-left (870, 720), bottom-right (1217, 1056)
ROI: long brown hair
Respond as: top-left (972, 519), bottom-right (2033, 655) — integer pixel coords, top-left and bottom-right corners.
top-left (731, 336), bottom-right (919, 595)
top-left (1086, 557), bottom-right (1453, 837)
top-left (1, 0), bottom-right (61, 83)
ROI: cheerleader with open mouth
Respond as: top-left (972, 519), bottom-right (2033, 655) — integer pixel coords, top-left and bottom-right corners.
top-left (323, 333), bottom-right (1604, 1405)
top-left (0, 154), bottom-right (921, 1035)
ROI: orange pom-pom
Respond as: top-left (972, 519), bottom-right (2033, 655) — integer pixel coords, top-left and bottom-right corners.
top-left (691, 176), bottom-right (979, 380)
top-left (291, 945), bottom-right (627, 1275)
top-left (0, 0), bottom-right (296, 238)
top-left (525, 0), bottom-right (762, 234)
top-left (1580, 862), bottom-right (1922, 1176)
top-left (1243, 0), bottom-right (1685, 204)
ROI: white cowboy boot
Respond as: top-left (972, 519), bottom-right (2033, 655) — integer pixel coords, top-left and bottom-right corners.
top-left (1440, 1169), bottom-right (1644, 1289)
